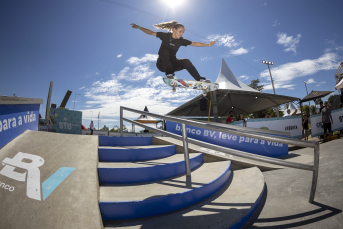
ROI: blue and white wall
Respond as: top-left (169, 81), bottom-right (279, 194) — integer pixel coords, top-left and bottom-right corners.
top-left (0, 97), bottom-right (43, 149)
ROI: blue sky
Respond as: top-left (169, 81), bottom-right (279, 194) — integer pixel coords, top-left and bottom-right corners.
top-left (1, 0), bottom-right (342, 130)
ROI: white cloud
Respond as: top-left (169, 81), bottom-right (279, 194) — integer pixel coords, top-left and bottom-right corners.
top-left (307, 78), bottom-right (316, 84)
top-left (117, 64), bottom-right (155, 81)
top-left (260, 52), bottom-right (339, 90)
top-left (117, 53), bottom-right (122, 58)
top-left (200, 56), bottom-right (212, 61)
top-left (230, 47), bottom-right (249, 56)
top-left (272, 20), bottom-right (280, 27)
top-left (79, 86), bottom-right (85, 90)
top-left (207, 34), bottom-right (239, 48)
top-left (277, 33), bottom-right (301, 54)
top-left (127, 54), bottom-right (158, 65)
top-left (239, 75), bottom-right (250, 80)
top-left (207, 34), bottom-right (252, 56)
top-left (262, 2), bottom-right (267, 6)
top-left (316, 81), bottom-right (326, 87)
top-left (324, 39), bottom-right (343, 53)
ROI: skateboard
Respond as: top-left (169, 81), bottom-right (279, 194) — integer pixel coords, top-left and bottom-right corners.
top-left (163, 78), bottom-right (219, 96)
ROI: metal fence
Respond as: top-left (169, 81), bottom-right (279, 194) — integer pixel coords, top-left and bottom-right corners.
top-left (120, 106), bottom-right (320, 203)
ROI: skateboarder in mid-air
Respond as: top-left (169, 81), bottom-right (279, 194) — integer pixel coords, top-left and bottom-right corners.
top-left (130, 21), bottom-right (216, 83)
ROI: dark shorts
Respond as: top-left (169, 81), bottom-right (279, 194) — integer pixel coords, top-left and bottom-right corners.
top-left (323, 123), bottom-right (332, 133)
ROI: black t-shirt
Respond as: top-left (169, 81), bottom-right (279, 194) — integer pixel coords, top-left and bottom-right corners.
top-left (303, 118), bottom-right (309, 129)
top-left (156, 32), bottom-right (192, 60)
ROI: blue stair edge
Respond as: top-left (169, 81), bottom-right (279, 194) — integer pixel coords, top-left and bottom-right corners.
top-left (99, 136), bottom-right (152, 147)
top-left (99, 161), bottom-right (232, 220)
top-left (99, 145), bottom-right (176, 162)
top-left (98, 153), bottom-right (203, 184)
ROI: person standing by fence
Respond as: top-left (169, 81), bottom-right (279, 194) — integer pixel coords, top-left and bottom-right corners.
top-left (89, 121), bottom-right (94, 135)
top-left (321, 101), bottom-right (333, 142)
top-left (303, 114), bottom-right (309, 141)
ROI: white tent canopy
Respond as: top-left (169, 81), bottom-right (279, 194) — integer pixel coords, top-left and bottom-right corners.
top-left (335, 78), bottom-right (343, 90)
top-left (282, 102), bottom-right (301, 117)
top-left (215, 59), bottom-right (260, 92)
top-left (167, 59), bottom-right (299, 117)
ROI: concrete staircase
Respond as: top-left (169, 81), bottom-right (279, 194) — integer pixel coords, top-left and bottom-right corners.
top-left (97, 136), bottom-right (266, 228)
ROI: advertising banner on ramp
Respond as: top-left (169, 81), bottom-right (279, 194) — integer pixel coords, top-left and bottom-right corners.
top-left (0, 104), bottom-right (39, 149)
top-left (310, 108), bottom-right (343, 137)
top-left (166, 121), bottom-right (288, 157)
top-left (246, 116), bottom-right (302, 138)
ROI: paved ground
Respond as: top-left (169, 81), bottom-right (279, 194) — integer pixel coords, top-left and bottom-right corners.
top-left (253, 137), bottom-right (343, 229)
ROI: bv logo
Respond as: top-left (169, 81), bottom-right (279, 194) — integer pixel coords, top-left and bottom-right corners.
top-left (0, 152), bottom-right (75, 201)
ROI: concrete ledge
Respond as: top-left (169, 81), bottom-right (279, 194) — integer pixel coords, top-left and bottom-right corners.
top-left (0, 96), bottom-right (43, 105)
top-left (99, 161), bottom-right (232, 220)
top-left (98, 153), bottom-right (203, 183)
top-left (98, 145), bottom-right (176, 162)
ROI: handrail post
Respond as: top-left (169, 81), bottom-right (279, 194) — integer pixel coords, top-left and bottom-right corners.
top-left (310, 142), bottom-right (320, 202)
top-left (120, 107), bottom-right (123, 137)
top-left (181, 123), bottom-right (191, 176)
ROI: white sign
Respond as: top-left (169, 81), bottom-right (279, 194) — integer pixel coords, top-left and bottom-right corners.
top-left (246, 116), bottom-right (302, 138)
top-left (0, 152), bottom-right (75, 201)
top-left (0, 152), bottom-right (44, 200)
top-left (310, 108), bottom-right (343, 137)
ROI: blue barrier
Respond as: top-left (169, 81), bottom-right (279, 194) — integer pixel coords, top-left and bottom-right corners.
top-left (99, 136), bottom-right (152, 146)
top-left (98, 153), bottom-right (203, 183)
top-left (99, 145), bottom-right (176, 162)
top-left (166, 121), bottom-right (288, 157)
top-left (99, 161), bottom-right (232, 220)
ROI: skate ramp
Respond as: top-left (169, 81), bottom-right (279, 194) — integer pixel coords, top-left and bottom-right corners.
top-left (0, 130), bottom-right (103, 229)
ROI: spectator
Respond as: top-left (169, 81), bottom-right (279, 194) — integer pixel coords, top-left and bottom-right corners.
top-left (89, 121), bottom-right (94, 135)
top-left (238, 113), bottom-right (244, 121)
top-left (321, 101), bottom-right (333, 142)
top-left (238, 113), bottom-right (247, 127)
top-left (319, 101), bottom-right (324, 113)
top-left (226, 111), bottom-right (235, 124)
top-left (303, 114), bottom-right (309, 141)
top-left (264, 113), bottom-right (270, 118)
top-left (284, 109), bottom-right (297, 117)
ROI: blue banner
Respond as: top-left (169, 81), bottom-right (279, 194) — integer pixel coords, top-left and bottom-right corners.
top-left (0, 104), bottom-right (40, 149)
top-left (166, 121), bottom-right (288, 157)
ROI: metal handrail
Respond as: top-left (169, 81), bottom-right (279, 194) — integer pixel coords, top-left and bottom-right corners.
top-left (120, 106), bottom-right (320, 202)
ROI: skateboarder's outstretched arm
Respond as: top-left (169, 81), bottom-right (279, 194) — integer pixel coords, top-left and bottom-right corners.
top-left (190, 41), bottom-right (216, 47)
top-left (131, 23), bottom-right (156, 36)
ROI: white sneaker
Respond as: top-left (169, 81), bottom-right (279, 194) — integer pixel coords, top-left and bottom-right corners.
top-left (166, 74), bottom-right (174, 79)
top-left (200, 79), bottom-right (211, 83)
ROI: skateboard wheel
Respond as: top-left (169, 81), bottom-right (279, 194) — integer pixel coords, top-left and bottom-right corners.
top-left (170, 81), bottom-right (175, 86)
top-left (202, 85), bottom-right (208, 90)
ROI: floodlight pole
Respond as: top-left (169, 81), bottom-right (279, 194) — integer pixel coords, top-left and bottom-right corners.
top-left (263, 61), bottom-right (279, 117)
top-left (73, 93), bottom-right (81, 111)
